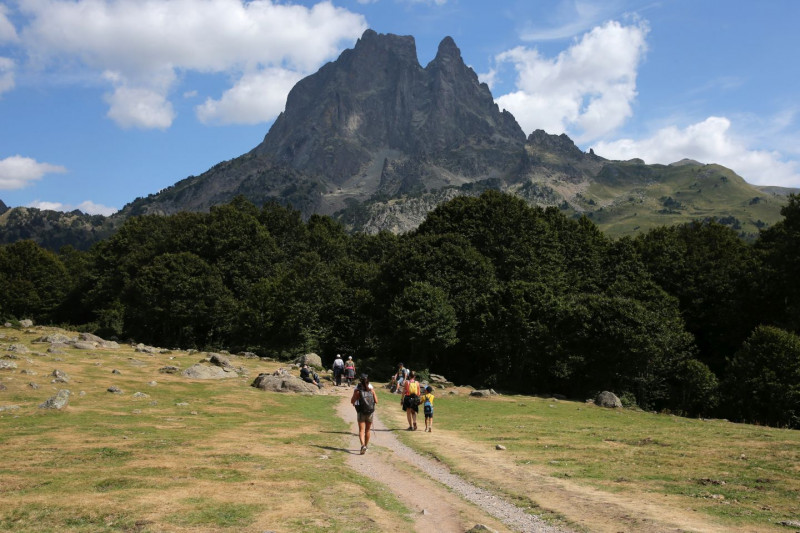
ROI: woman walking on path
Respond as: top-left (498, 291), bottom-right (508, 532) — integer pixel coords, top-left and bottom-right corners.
top-left (351, 374), bottom-right (378, 454)
top-left (344, 356), bottom-right (356, 386)
top-left (401, 371), bottom-right (420, 430)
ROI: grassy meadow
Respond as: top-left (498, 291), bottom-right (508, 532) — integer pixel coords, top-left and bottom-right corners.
top-left (2, 324), bottom-right (799, 532)
top-left (385, 392), bottom-right (800, 532)
top-left (0, 325), bottom-right (409, 533)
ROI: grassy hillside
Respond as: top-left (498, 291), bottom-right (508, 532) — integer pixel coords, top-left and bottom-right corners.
top-left (579, 161), bottom-right (787, 239)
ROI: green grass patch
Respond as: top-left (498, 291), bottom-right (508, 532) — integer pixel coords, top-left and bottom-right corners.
top-left (393, 392), bottom-right (800, 531)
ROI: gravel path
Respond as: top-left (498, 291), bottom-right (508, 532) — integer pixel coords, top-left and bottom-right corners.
top-left (335, 394), bottom-right (570, 533)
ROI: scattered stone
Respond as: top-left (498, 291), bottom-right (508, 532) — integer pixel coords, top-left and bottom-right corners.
top-left (0, 404), bottom-right (20, 412)
top-left (176, 402), bottom-right (189, 406)
top-left (29, 382), bottom-right (39, 390)
top-left (19, 319), bottom-right (33, 328)
top-left (107, 386), bottom-right (124, 394)
top-left (132, 409), bottom-right (142, 414)
top-left (0, 382), bottom-right (6, 391)
top-left (7, 344), bottom-right (29, 354)
top-left (495, 444), bottom-right (507, 451)
top-left (132, 392), bottom-right (150, 399)
top-left (0, 361), bottom-right (18, 371)
top-left (182, 363), bottom-right (236, 380)
top-left (594, 391), bottom-right (622, 408)
top-left (239, 351), bottom-right (259, 359)
top-left (79, 332), bottom-right (119, 348)
top-left (2, 353), bottom-right (19, 359)
top-left (20, 369), bottom-right (36, 375)
top-left (79, 391), bottom-right (86, 396)
top-left (251, 372), bottom-right (319, 394)
top-left (72, 341), bottom-right (97, 350)
top-left (51, 369), bottom-right (69, 383)
top-left (47, 344), bottom-right (68, 353)
top-left (296, 352), bottom-right (323, 369)
top-left (470, 389), bottom-right (497, 397)
top-left (39, 389), bottom-right (70, 409)
top-left (467, 525), bottom-right (498, 533)
top-left (159, 366), bottom-right (181, 374)
top-left (780, 520), bottom-right (800, 528)
top-left (147, 381), bottom-right (158, 386)
top-left (208, 353), bottom-right (233, 369)
top-left (112, 369), bottom-right (121, 374)
top-left (134, 344), bottom-right (159, 354)
top-left (33, 333), bottom-right (75, 344)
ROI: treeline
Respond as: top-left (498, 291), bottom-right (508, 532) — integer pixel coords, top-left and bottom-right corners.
top-left (1, 192), bottom-right (799, 428)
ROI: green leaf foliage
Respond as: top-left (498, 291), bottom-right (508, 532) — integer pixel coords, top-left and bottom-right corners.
top-left (3, 191), bottom-right (800, 427)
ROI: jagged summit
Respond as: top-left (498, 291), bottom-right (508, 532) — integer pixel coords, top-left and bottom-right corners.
top-left (252, 30), bottom-right (525, 194)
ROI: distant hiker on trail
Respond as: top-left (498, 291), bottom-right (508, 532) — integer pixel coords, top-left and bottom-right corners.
top-left (351, 374), bottom-right (378, 455)
top-left (421, 385), bottom-right (435, 432)
top-left (300, 364), bottom-right (322, 389)
top-left (332, 354), bottom-right (344, 386)
top-left (344, 356), bottom-right (356, 386)
top-left (394, 363), bottom-right (409, 394)
top-left (401, 371), bottom-right (420, 430)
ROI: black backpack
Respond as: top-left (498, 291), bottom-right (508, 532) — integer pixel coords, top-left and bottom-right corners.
top-left (357, 387), bottom-right (375, 415)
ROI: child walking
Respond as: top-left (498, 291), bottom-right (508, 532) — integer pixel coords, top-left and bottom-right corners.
top-left (421, 385), bottom-right (435, 432)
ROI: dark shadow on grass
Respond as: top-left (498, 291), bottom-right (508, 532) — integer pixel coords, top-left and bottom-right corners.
top-left (320, 430), bottom-right (357, 437)
top-left (312, 444), bottom-right (361, 455)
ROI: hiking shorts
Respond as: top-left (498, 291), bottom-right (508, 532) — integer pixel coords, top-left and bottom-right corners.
top-left (357, 411), bottom-right (374, 423)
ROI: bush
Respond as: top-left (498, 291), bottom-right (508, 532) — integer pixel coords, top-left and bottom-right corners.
top-left (722, 326), bottom-right (800, 428)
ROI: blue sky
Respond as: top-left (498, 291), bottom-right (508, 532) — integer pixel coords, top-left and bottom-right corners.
top-left (1, 0), bottom-right (799, 215)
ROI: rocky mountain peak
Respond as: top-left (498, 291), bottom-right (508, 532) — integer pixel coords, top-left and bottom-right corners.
top-left (0, 199), bottom-right (8, 215)
top-left (252, 29), bottom-right (526, 194)
top-left (433, 35), bottom-right (460, 61)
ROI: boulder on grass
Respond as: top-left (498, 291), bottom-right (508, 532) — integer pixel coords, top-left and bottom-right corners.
top-left (296, 353), bottom-right (322, 369)
top-left (40, 389), bottom-right (70, 409)
top-left (251, 373), bottom-right (319, 394)
top-left (182, 363), bottom-right (237, 380)
top-left (595, 391), bottom-right (622, 408)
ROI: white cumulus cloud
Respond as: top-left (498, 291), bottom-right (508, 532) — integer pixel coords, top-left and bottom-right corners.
top-left (16, 0), bottom-right (367, 128)
top-left (0, 155), bottom-right (67, 190)
top-left (28, 199), bottom-right (118, 216)
top-left (197, 68), bottom-right (304, 125)
top-left (592, 116), bottom-right (800, 187)
top-left (493, 19), bottom-right (648, 142)
top-left (104, 82), bottom-right (176, 130)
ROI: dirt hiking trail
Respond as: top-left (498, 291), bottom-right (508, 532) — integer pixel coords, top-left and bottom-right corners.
top-left (334, 391), bottom-right (565, 533)
top-left (332, 387), bottom-right (751, 533)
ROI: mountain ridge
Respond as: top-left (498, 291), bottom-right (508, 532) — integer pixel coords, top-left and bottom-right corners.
top-left (1, 30), bottom-right (796, 249)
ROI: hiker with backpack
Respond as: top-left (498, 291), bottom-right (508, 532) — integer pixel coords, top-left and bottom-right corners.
top-left (401, 371), bottom-right (420, 430)
top-left (332, 354), bottom-right (344, 386)
top-left (421, 385), bottom-right (435, 432)
top-left (351, 374), bottom-right (378, 455)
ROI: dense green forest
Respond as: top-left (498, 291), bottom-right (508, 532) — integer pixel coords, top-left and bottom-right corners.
top-left (1, 192), bottom-right (799, 428)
